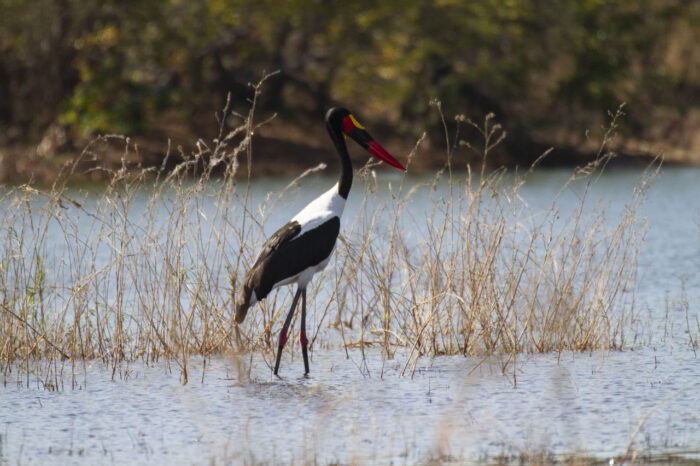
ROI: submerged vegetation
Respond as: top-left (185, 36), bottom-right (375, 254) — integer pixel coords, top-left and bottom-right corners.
top-left (0, 82), bottom-right (658, 387)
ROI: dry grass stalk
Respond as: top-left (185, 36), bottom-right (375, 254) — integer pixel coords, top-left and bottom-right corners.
top-left (0, 86), bottom-right (655, 386)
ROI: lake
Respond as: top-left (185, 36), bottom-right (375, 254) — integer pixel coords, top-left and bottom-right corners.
top-left (1, 165), bottom-right (699, 464)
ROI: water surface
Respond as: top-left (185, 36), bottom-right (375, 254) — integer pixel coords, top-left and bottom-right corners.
top-left (1, 166), bottom-right (699, 463)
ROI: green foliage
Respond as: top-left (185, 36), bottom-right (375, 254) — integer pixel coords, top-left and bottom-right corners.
top-left (0, 0), bottom-right (696, 143)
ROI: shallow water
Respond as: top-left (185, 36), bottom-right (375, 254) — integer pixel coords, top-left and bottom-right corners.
top-left (1, 166), bottom-right (699, 463)
top-left (2, 347), bottom-right (699, 464)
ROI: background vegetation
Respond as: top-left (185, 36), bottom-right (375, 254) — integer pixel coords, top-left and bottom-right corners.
top-left (0, 0), bottom-right (698, 182)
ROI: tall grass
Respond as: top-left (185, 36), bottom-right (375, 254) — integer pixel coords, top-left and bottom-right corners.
top-left (0, 77), bottom-right (657, 387)
top-left (337, 107), bottom-right (657, 378)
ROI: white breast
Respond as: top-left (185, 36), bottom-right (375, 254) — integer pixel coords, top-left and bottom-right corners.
top-left (291, 183), bottom-right (346, 236)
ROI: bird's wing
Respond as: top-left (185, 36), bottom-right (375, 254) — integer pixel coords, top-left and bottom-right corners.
top-left (257, 216), bottom-right (340, 289)
top-left (250, 220), bottom-right (303, 268)
top-left (235, 221), bottom-right (302, 323)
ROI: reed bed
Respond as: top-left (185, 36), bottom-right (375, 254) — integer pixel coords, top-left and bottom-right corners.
top-left (0, 79), bottom-right (656, 386)
top-left (337, 107), bottom-right (657, 377)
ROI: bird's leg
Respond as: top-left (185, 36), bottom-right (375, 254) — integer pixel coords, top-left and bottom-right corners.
top-left (274, 287), bottom-right (302, 376)
top-left (300, 289), bottom-right (309, 375)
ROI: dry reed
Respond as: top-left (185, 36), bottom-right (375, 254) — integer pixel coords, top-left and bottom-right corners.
top-left (0, 77), bottom-right (657, 386)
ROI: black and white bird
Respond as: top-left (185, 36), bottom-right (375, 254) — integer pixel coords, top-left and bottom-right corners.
top-left (234, 107), bottom-right (405, 376)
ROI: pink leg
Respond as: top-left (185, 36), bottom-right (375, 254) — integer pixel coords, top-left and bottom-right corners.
top-left (273, 288), bottom-right (302, 376)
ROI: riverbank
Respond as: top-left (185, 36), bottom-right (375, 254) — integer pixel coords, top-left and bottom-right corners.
top-left (1, 109), bottom-right (697, 185)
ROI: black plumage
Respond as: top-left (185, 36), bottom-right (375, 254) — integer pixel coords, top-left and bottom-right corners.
top-left (235, 217), bottom-right (340, 323)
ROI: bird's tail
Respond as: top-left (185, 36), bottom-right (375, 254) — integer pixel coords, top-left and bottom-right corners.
top-left (233, 281), bottom-right (253, 324)
top-left (234, 299), bottom-right (249, 324)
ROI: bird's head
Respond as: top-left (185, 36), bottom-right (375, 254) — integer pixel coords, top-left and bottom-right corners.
top-left (325, 107), bottom-right (406, 171)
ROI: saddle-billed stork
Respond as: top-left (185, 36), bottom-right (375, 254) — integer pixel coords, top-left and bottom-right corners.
top-left (234, 107), bottom-right (405, 376)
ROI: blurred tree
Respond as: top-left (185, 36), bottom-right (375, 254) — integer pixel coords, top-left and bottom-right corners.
top-left (0, 0), bottom-right (697, 162)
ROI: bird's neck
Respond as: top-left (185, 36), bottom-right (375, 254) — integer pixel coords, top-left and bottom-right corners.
top-left (329, 129), bottom-right (353, 200)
